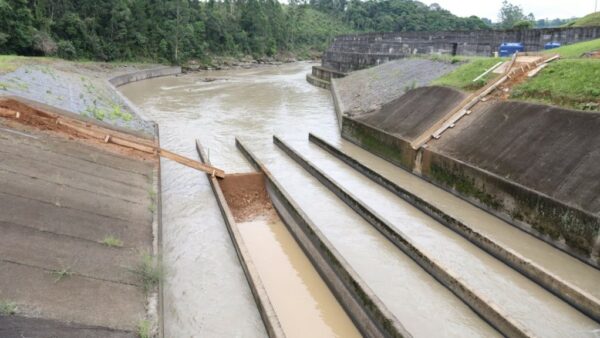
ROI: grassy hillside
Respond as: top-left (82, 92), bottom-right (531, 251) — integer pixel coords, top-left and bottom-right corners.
top-left (0, 55), bottom-right (56, 74)
top-left (513, 39), bottom-right (600, 111)
top-left (432, 57), bottom-right (504, 91)
top-left (511, 59), bottom-right (600, 111)
top-left (568, 12), bottom-right (600, 27)
top-left (431, 38), bottom-right (600, 111)
top-left (543, 38), bottom-right (600, 58)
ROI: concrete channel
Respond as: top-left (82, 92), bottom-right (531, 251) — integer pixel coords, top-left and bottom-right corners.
top-left (273, 136), bottom-right (600, 337)
top-left (308, 133), bottom-right (600, 323)
top-left (234, 138), bottom-right (408, 337)
top-left (120, 62), bottom-right (599, 337)
top-left (274, 136), bottom-right (529, 337)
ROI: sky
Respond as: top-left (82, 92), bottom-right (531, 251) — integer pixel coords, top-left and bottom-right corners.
top-left (420, 0), bottom-right (597, 22)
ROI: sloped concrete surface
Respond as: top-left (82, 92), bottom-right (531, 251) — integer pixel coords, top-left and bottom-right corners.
top-left (0, 121), bottom-right (155, 333)
top-left (357, 85), bottom-right (466, 141)
top-left (430, 101), bottom-right (600, 214)
top-left (0, 316), bottom-right (135, 338)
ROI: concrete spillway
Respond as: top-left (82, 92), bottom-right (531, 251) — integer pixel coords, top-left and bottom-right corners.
top-left (275, 136), bottom-right (600, 337)
top-left (120, 62), bottom-right (600, 337)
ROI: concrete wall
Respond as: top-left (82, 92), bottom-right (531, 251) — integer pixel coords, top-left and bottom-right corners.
top-left (336, 85), bottom-right (600, 267)
top-left (109, 66), bottom-right (181, 87)
top-left (323, 26), bottom-right (600, 72)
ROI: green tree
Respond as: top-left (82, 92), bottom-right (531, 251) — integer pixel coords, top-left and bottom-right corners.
top-left (498, 0), bottom-right (535, 29)
top-left (0, 0), bottom-right (35, 53)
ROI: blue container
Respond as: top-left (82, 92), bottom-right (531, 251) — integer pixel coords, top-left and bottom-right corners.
top-left (544, 42), bottom-right (561, 50)
top-left (499, 42), bottom-right (524, 57)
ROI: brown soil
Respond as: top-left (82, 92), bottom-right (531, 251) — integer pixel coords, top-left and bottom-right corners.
top-left (0, 98), bottom-right (156, 162)
top-left (489, 68), bottom-right (531, 101)
top-left (218, 172), bottom-right (275, 222)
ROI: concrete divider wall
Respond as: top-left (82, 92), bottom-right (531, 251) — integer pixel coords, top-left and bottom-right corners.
top-left (340, 115), bottom-right (600, 267)
top-left (421, 149), bottom-right (600, 266)
top-left (309, 133), bottom-right (600, 321)
top-left (324, 26), bottom-right (600, 71)
top-left (342, 116), bottom-right (417, 170)
top-left (109, 66), bottom-right (182, 87)
top-left (306, 74), bottom-right (330, 89)
top-left (236, 138), bottom-right (411, 338)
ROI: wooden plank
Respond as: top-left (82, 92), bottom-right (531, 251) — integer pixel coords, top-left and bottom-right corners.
top-left (8, 107), bottom-right (225, 178)
top-left (159, 148), bottom-right (225, 178)
top-left (473, 61), bottom-right (504, 82)
top-left (0, 107), bottom-right (19, 118)
top-left (528, 63), bottom-right (548, 78)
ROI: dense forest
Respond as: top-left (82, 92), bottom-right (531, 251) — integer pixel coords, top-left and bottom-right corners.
top-left (0, 0), bottom-right (490, 63)
top-left (0, 0), bottom-right (576, 64)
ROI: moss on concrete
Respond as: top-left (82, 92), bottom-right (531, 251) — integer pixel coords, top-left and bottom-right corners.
top-left (343, 119), bottom-right (413, 170)
top-left (429, 163), bottom-right (502, 210)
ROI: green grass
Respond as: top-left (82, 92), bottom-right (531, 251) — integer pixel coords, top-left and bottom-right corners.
top-left (50, 267), bottom-right (73, 283)
top-left (432, 57), bottom-right (505, 91)
top-left (131, 254), bottom-right (163, 293)
top-left (137, 319), bottom-right (151, 338)
top-left (511, 59), bottom-right (600, 111)
top-left (0, 55), bottom-right (57, 74)
top-left (570, 12), bottom-right (600, 27)
top-left (101, 235), bottom-right (124, 248)
top-left (0, 55), bottom-right (21, 74)
top-left (0, 301), bottom-right (17, 315)
top-left (544, 38), bottom-right (600, 59)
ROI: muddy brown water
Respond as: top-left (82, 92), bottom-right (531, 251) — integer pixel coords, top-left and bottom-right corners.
top-left (121, 62), bottom-right (597, 337)
top-left (120, 63), bottom-right (356, 337)
top-left (218, 172), bottom-right (361, 337)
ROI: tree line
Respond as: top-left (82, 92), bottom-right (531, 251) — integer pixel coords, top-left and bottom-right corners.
top-left (0, 0), bottom-right (574, 64)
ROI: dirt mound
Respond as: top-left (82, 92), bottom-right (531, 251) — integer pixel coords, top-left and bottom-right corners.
top-left (357, 86), bottom-right (466, 141)
top-left (218, 172), bottom-right (275, 222)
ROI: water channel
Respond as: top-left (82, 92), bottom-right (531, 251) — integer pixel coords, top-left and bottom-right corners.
top-left (121, 62), bottom-right (600, 337)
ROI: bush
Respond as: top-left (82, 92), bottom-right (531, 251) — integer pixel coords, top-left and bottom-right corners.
top-left (57, 40), bottom-right (77, 59)
top-left (32, 31), bottom-right (57, 56)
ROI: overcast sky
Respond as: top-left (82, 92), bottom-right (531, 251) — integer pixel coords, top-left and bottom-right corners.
top-left (421, 0), bottom-right (597, 21)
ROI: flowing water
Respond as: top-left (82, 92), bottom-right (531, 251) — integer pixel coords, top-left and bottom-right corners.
top-left (121, 63), bottom-right (345, 337)
top-left (121, 62), bottom-right (598, 337)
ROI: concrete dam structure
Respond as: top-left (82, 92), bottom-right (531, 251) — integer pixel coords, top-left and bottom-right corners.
top-left (3, 57), bottom-right (599, 336)
top-left (319, 26), bottom-right (600, 73)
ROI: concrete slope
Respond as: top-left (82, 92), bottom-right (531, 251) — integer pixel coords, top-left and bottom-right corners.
top-left (357, 86), bottom-right (466, 141)
top-left (0, 316), bottom-right (135, 338)
top-left (430, 100), bottom-right (600, 214)
top-left (0, 122), bottom-right (155, 332)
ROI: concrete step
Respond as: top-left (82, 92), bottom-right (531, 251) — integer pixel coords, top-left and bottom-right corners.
top-left (0, 127), bottom-right (154, 176)
top-left (0, 151), bottom-right (149, 204)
